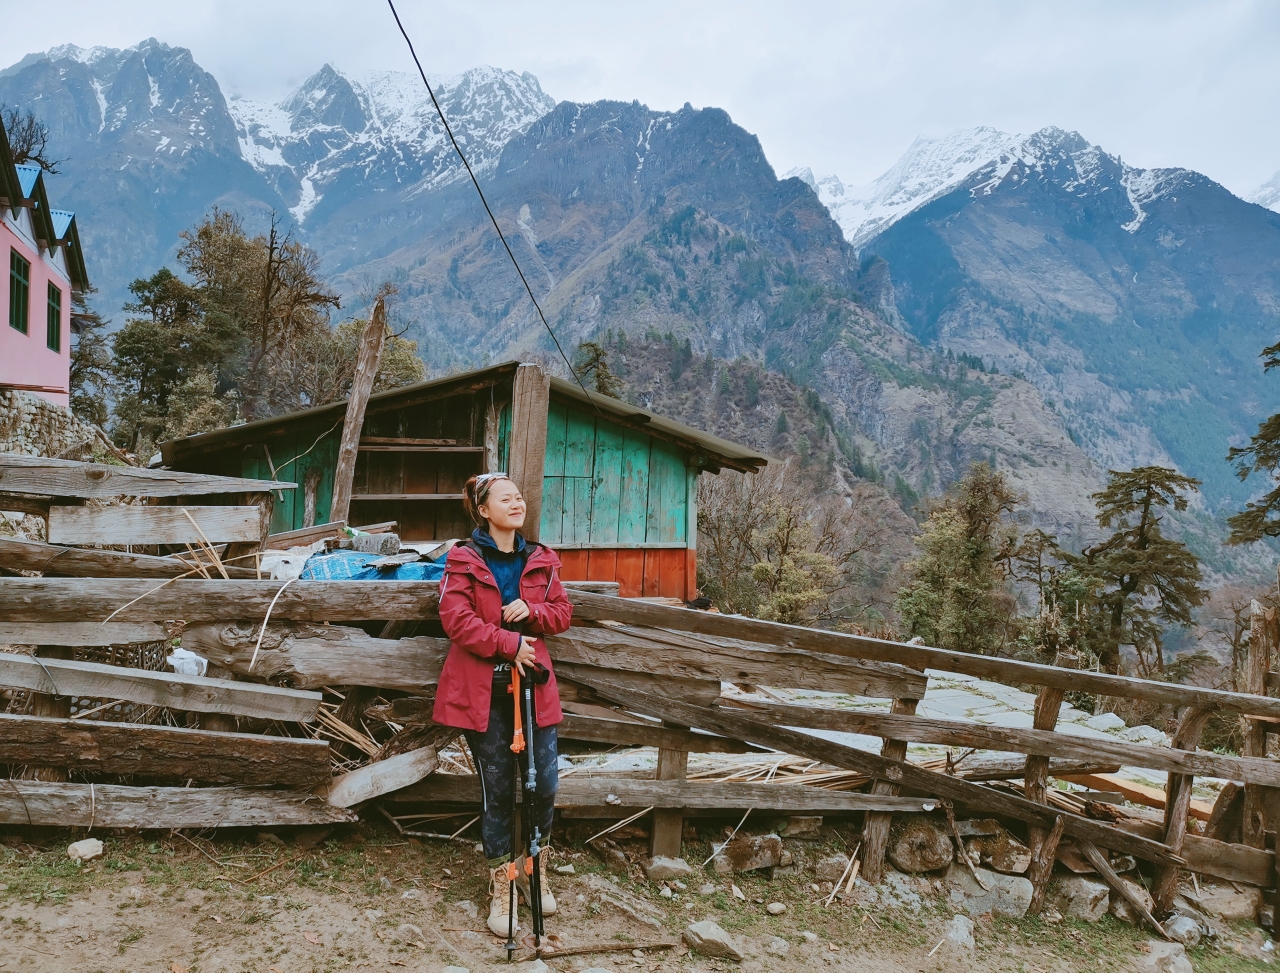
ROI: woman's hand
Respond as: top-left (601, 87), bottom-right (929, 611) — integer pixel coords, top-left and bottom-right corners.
top-left (502, 599), bottom-right (531, 624)
top-left (513, 636), bottom-right (537, 675)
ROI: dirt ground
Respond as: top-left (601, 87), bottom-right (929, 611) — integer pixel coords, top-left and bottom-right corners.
top-left (0, 818), bottom-right (1273, 973)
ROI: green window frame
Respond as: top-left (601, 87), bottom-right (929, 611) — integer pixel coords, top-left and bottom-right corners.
top-left (9, 249), bottom-right (30, 334)
top-left (46, 282), bottom-right (62, 352)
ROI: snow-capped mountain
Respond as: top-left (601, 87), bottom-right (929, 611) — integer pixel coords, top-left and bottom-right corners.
top-left (1249, 169), bottom-right (1280, 213)
top-left (228, 65), bottom-right (554, 223)
top-left (787, 127), bottom-right (1024, 250)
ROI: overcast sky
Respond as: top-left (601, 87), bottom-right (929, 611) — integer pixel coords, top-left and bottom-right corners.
top-left (3, 0), bottom-right (1279, 195)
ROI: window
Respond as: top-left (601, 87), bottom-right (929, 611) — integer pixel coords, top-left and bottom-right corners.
top-left (9, 249), bottom-right (29, 334)
top-left (46, 283), bottom-right (62, 352)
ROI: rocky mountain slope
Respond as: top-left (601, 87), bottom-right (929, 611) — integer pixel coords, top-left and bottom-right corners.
top-left (1249, 169), bottom-right (1280, 213)
top-left (853, 126), bottom-right (1280, 508)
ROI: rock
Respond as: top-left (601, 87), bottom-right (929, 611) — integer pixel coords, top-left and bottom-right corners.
top-left (1187, 883), bottom-right (1261, 921)
top-left (1163, 914), bottom-right (1202, 947)
top-left (767, 936), bottom-right (789, 955)
top-left (643, 856), bottom-right (693, 881)
top-left (401, 888), bottom-right (422, 899)
top-left (1121, 724), bottom-right (1171, 746)
top-left (523, 962), bottom-right (553, 973)
top-left (814, 854), bottom-right (851, 882)
top-left (888, 817), bottom-right (954, 873)
top-left (945, 914), bottom-right (975, 949)
top-left (395, 922), bottom-right (423, 940)
top-left (1084, 712), bottom-right (1127, 731)
top-left (1134, 941), bottom-right (1193, 973)
top-left (1108, 877), bottom-right (1155, 926)
top-left (583, 874), bottom-right (664, 929)
top-left (711, 834), bottom-right (783, 874)
top-left (777, 816), bottom-right (823, 839)
top-left (454, 899), bottom-right (478, 919)
top-left (443, 967), bottom-right (470, 973)
top-left (698, 883), bottom-right (717, 896)
top-left (364, 909), bottom-right (384, 921)
top-left (965, 829), bottom-right (1032, 875)
top-left (851, 869), bottom-right (924, 912)
top-left (801, 931), bottom-right (818, 942)
top-left (67, 838), bottom-right (104, 862)
top-left (555, 863), bottom-right (575, 875)
top-left (766, 901), bottom-right (786, 915)
top-left (683, 920), bottom-right (745, 962)
top-left (351, 531), bottom-right (400, 555)
top-left (659, 886), bottom-right (673, 899)
top-left (582, 969), bottom-right (612, 973)
top-left (944, 864), bottom-right (1033, 918)
top-left (590, 837), bottom-right (630, 874)
top-left (1048, 875), bottom-right (1110, 922)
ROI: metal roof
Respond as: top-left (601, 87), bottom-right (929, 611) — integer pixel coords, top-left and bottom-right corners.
top-left (162, 361), bottom-right (768, 473)
top-left (51, 209), bottom-right (73, 238)
top-left (15, 164), bottom-right (39, 197)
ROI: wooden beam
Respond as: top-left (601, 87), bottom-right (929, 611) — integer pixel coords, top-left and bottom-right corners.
top-left (1078, 838), bottom-right (1167, 939)
top-left (0, 621), bottom-right (168, 646)
top-left (1245, 600), bottom-right (1274, 847)
top-left (0, 454), bottom-right (293, 499)
top-left (394, 775), bottom-right (944, 813)
top-left (325, 746), bottom-right (440, 807)
top-left (266, 521), bottom-right (346, 549)
top-left (1059, 773), bottom-right (1214, 822)
top-left (0, 780), bottom-right (356, 828)
top-left (507, 363), bottom-right (550, 543)
top-left (573, 672), bottom-right (1185, 866)
top-left (720, 699), bottom-right (1280, 788)
top-left (0, 713), bottom-right (330, 787)
top-left (47, 505), bottom-right (263, 545)
top-left (1152, 707), bottom-right (1212, 914)
top-left (0, 654), bottom-right (320, 722)
top-left (862, 695), bottom-right (919, 885)
top-left (330, 297), bottom-right (387, 526)
top-left (1026, 651), bottom-right (1078, 914)
top-left (565, 590), bottom-right (1280, 720)
top-left (650, 739), bottom-right (688, 858)
top-left (558, 714), bottom-right (760, 754)
top-left (0, 536), bottom-right (259, 579)
top-left (1112, 818), bottom-right (1275, 888)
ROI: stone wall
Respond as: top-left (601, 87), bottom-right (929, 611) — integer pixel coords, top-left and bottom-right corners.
top-left (0, 389), bottom-right (101, 458)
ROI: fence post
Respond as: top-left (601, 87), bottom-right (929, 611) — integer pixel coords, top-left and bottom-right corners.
top-left (1244, 600), bottom-right (1272, 848)
top-left (1151, 706), bottom-right (1212, 914)
top-left (1025, 651), bottom-right (1078, 913)
top-left (649, 743), bottom-right (689, 860)
top-left (861, 695), bottom-right (920, 884)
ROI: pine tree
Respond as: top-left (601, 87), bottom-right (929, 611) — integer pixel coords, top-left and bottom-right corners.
top-left (1072, 467), bottom-right (1205, 675)
top-left (1227, 339), bottom-right (1280, 542)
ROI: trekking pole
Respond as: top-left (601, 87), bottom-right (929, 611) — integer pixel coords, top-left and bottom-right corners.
top-left (521, 672), bottom-right (546, 948)
top-left (505, 665), bottom-right (524, 963)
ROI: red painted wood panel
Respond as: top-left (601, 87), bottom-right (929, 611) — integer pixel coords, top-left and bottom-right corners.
top-left (615, 550), bottom-right (645, 598)
top-left (559, 549), bottom-right (589, 581)
top-left (685, 548), bottom-right (698, 601)
top-left (586, 549), bottom-right (618, 581)
top-left (642, 549), bottom-right (663, 597)
top-left (657, 548), bottom-right (685, 600)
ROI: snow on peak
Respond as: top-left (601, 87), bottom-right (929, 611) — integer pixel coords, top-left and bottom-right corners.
top-left (1248, 170), bottom-right (1280, 214)
top-left (228, 63), bottom-right (555, 223)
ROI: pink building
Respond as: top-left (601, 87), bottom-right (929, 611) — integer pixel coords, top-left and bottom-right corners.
top-left (0, 114), bottom-right (88, 409)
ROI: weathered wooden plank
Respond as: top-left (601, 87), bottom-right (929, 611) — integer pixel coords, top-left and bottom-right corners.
top-left (0, 713), bottom-right (330, 787)
top-left (0, 621), bottom-right (168, 646)
top-left (862, 695), bottom-right (919, 884)
top-left (508, 363), bottom-right (550, 543)
top-left (1245, 600), bottom-right (1274, 847)
top-left (650, 741), bottom-right (688, 858)
top-left (1078, 838), bottom-right (1167, 938)
top-left (0, 780), bottom-right (356, 828)
top-left (330, 299), bottom-right (388, 526)
top-left (265, 520), bottom-right (346, 549)
top-left (558, 714), bottom-right (760, 754)
top-left (555, 662), bottom-right (721, 707)
top-left (590, 423), bottom-right (624, 545)
top-left (1025, 651), bottom-right (1077, 915)
top-left (574, 672), bottom-right (1184, 866)
top-left (325, 746), bottom-right (440, 807)
top-left (1152, 707), bottom-right (1213, 913)
top-left (1059, 773), bottom-right (1214, 821)
top-left (618, 429), bottom-right (651, 545)
top-left (47, 505), bottom-right (262, 545)
top-left (0, 536), bottom-right (259, 579)
top-left (0, 454), bottom-right (294, 499)
top-left (0, 654), bottom-right (320, 722)
top-left (565, 590), bottom-right (1280, 720)
top-left (725, 699), bottom-right (1280, 788)
top-left (393, 775), bottom-right (943, 813)
top-left (1112, 818), bottom-right (1275, 888)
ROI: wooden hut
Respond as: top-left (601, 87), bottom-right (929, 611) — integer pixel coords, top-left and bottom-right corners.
top-left (161, 362), bottom-right (767, 599)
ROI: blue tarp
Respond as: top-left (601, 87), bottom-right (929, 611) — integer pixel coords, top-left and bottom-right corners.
top-left (299, 549), bottom-right (445, 582)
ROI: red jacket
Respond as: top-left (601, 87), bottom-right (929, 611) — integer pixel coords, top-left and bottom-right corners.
top-left (432, 540), bottom-right (572, 732)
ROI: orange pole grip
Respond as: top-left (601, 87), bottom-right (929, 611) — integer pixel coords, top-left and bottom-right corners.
top-left (510, 666), bottom-right (525, 753)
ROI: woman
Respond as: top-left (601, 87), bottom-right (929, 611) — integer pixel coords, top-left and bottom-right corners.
top-left (433, 472), bottom-right (572, 938)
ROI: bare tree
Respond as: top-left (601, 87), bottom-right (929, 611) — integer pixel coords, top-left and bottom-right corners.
top-left (2, 107), bottom-right (63, 173)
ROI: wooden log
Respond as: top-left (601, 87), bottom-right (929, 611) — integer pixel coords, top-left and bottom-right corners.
top-left (1059, 774), bottom-right (1214, 821)
top-left (572, 672), bottom-right (1185, 866)
top-left (0, 536), bottom-right (259, 579)
top-left (1077, 837), bottom-right (1168, 939)
top-left (507, 363), bottom-right (550, 543)
top-left (722, 699), bottom-right (1280, 788)
top-left (951, 755), bottom-right (1120, 781)
top-left (650, 736), bottom-right (688, 859)
top-left (1245, 600), bottom-right (1273, 847)
top-left (325, 746), bottom-right (440, 808)
top-left (47, 505), bottom-right (263, 545)
top-left (330, 297), bottom-right (387, 526)
top-left (1027, 815), bottom-right (1065, 914)
top-left (559, 714), bottom-right (760, 754)
top-left (266, 520), bottom-right (346, 549)
top-left (556, 663), bottom-right (721, 707)
top-left (556, 625), bottom-right (924, 699)
top-left (0, 621), bottom-right (168, 646)
top-left (1112, 818), bottom-right (1275, 888)
top-left (0, 654), bottom-right (320, 722)
top-left (20, 646), bottom-right (72, 782)
top-left (862, 696), bottom-right (919, 885)
top-left (1205, 782), bottom-right (1244, 842)
top-left (565, 589), bottom-right (1280, 720)
top-left (0, 713), bottom-right (330, 787)
top-left (0, 780), bottom-right (356, 828)
top-left (1152, 706), bottom-right (1213, 914)
top-left (393, 775), bottom-right (944, 813)
top-left (0, 454), bottom-right (294, 499)
top-left (1025, 651), bottom-right (1078, 913)
top-left (221, 490), bottom-right (273, 563)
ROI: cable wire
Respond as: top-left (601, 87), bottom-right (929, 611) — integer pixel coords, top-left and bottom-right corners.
top-left (385, 0), bottom-right (598, 410)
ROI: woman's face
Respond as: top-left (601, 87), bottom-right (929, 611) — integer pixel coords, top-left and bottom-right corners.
top-left (479, 479), bottom-right (526, 531)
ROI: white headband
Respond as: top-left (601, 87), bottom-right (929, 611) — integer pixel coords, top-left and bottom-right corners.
top-left (475, 472), bottom-right (509, 486)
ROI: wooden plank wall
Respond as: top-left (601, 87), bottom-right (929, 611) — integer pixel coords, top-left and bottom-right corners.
top-left (540, 399), bottom-right (696, 598)
top-left (240, 423), bottom-right (341, 535)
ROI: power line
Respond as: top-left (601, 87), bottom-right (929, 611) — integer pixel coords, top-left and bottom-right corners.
top-left (385, 0), bottom-right (598, 410)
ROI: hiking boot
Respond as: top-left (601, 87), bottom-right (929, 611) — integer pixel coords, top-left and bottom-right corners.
top-left (516, 851), bottom-right (557, 916)
top-left (487, 863), bottom-right (518, 938)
